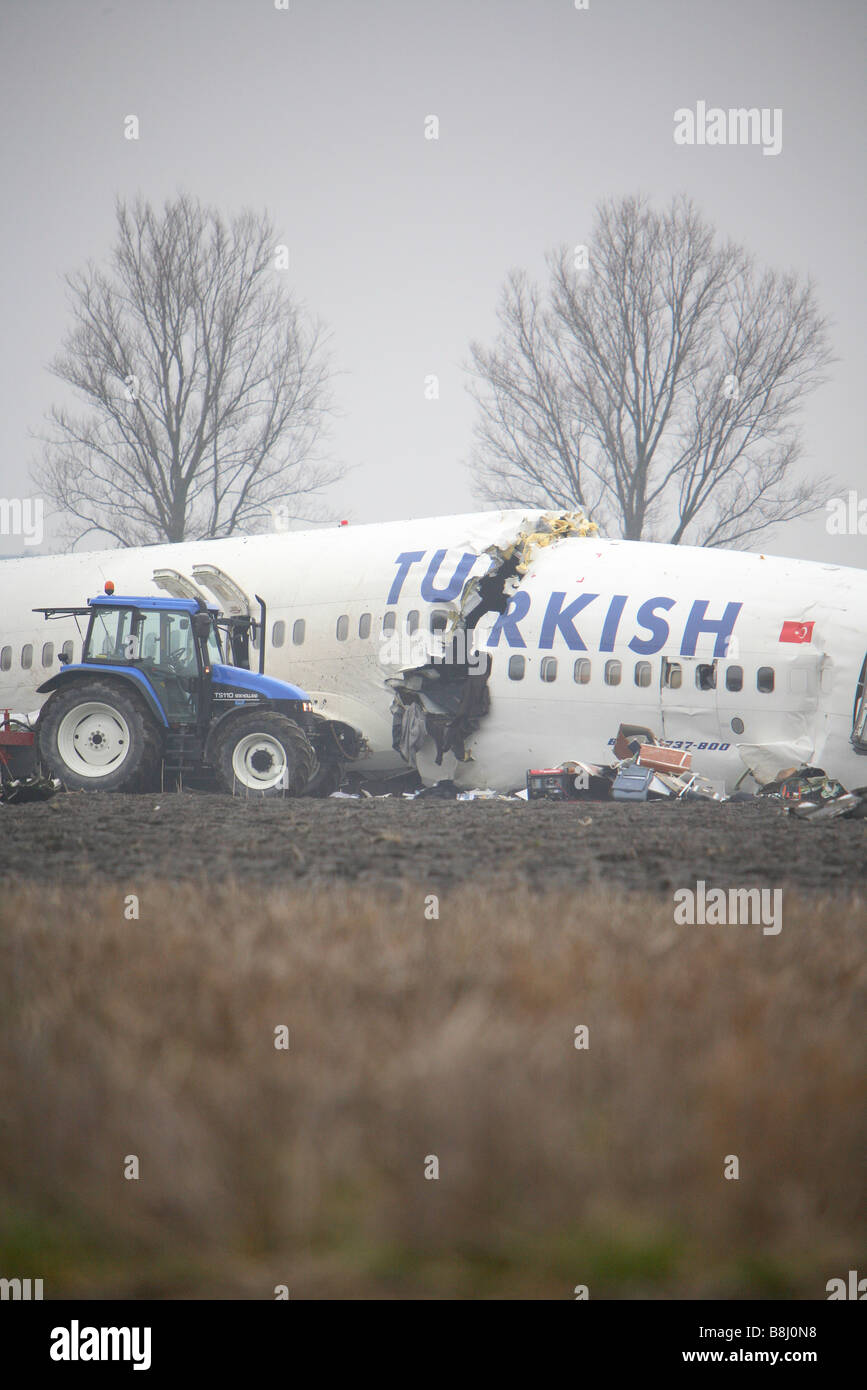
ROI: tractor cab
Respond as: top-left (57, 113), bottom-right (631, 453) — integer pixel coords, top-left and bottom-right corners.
top-left (81, 594), bottom-right (222, 723)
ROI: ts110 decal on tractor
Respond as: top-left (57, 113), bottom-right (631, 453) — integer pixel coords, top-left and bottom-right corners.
top-left (33, 586), bottom-right (358, 797)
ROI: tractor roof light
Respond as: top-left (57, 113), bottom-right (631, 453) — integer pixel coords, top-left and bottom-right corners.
top-left (104, 581), bottom-right (115, 594)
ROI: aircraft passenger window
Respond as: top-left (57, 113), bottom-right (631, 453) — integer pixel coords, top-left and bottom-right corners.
top-left (21, 644), bottom-right (33, 670)
top-left (42, 642), bottom-right (54, 668)
top-left (407, 610), bottom-right (419, 634)
top-left (359, 613), bottom-right (372, 639)
top-left (60, 641), bottom-right (74, 663)
top-left (696, 664), bottom-right (716, 691)
top-left (508, 655), bottom-right (525, 681)
top-left (540, 656), bottom-right (558, 683)
top-left (336, 615), bottom-right (349, 641)
top-left (430, 610), bottom-right (449, 634)
top-left (382, 611), bottom-right (396, 635)
top-left (292, 619), bottom-right (305, 646)
top-left (757, 666), bottom-right (775, 693)
top-left (604, 660), bottom-right (621, 686)
top-left (726, 665), bottom-right (743, 692)
top-left (663, 660), bottom-right (682, 689)
top-left (0, 646), bottom-right (10, 671)
top-left (272, 621), bottom-right (285, 648)
top-left (634, 661), bottom-right (651, 688)
top-left (573, 658), bottom-right (591, 685)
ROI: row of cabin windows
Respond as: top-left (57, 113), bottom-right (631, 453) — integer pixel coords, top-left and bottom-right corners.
top-left (0, 633), bottom-right (775, 698)
top-left (507, 656), bottom-right (776, 693)
top-left (270, 610), bottom-right (451, 648)
top-left (3, 610), bottom-right (449, 668)
top-left (263, 611), bottom-right (772, 697)
top-left (0, 641), bottom-right (75, 672)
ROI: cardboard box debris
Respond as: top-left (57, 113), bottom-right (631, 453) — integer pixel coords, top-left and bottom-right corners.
top-left (613, 723), bottom-right (657, 761)
top-left (636, 744), bottom-right (693, 774)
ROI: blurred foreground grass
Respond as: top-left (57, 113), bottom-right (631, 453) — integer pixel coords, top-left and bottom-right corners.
top-left (0, 883), bottom-right (864, 1298)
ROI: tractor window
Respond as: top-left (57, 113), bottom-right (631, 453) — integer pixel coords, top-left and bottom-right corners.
top-left (141, 611), bottom-right (196, 672)
top-left (202, 621), bottom-right (222, 666)
top-left (86, 609), bottom-right (203, 674)
top-left (171, 617), bottom-right (197, 672)
top-left (88, 608), bottom-right (134, 662)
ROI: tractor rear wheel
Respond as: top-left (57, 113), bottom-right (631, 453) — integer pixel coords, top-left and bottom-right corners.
top-left (37, 680), bottom-right (160, 792)
top-left (213, 711), bottom-right (315, 798)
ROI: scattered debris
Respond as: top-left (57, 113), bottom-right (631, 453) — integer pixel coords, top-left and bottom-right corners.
top-left (613, 724), bottom-right (658, 760)
top-left (412, 780), bottom-right (461, 800)
top-left (525, 723), bottom-right (726, 806)
top-left (636, 744), bottom-right (693, 775)
top-left (789, 793), bottom-right (861, 823)
top-left (757, 764), bottom-right (863, 823)
top-left (526, 761), bottom-right (610, 801)
top-left (612, 765), bottom-right (657, 802)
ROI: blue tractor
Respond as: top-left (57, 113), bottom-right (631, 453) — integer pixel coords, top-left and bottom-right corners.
top-left (34, 588), bottom-right (320, 796)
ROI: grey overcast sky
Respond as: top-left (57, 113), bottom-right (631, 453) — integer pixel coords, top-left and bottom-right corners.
top-left (0, 0), bottom-right (864, 562)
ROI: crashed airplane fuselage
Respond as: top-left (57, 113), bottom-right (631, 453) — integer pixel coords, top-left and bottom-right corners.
top-left (1, 509), bottom-right (866, 794)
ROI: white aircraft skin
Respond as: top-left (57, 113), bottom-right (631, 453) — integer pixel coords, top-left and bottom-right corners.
top-left (1, 509), bottom-right (865, 794)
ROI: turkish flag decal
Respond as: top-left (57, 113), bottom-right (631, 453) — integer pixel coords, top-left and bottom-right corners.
top-left (779, 620), bottom-right (815, 644)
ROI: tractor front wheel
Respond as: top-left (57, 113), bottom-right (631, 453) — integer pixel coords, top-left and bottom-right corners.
top-left (212, 711), bottom-right (315, 798)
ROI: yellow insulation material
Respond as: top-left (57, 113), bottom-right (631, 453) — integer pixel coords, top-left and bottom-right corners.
top-left (514, 510), bottom-right (598, 574)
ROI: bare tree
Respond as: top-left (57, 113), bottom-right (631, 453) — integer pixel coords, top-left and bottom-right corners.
top-left (34, 193), bottom-right (339, 547)
top-left (468, 195), bottom-right (833, 547)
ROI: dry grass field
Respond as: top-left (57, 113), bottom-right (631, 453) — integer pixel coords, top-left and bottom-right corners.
top-left (1, 879), bottom-right (864, 1299)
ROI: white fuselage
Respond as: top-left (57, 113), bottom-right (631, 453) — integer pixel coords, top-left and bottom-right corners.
top-left (1, 510), bottom-right (865, 793)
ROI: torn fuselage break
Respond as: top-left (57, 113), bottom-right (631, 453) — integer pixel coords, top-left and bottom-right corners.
top-left (387, 511), bottom-right (598, 777)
